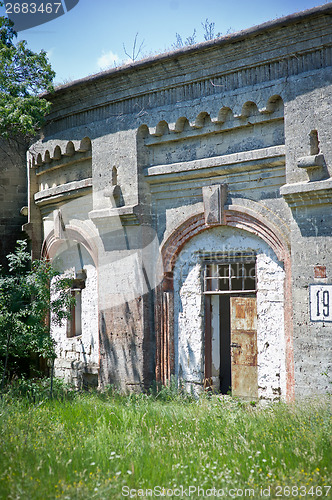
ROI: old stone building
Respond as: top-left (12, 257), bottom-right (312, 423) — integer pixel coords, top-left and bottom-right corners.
top-left (0, 137), bottom-right (27, 265)
top-left (25, 4), bottom-right (332, 399)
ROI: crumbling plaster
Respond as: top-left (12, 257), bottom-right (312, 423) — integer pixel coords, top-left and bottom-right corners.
top-left (21, 4), bottom-right (332, 396)
top-left (51, 248), bottom-right (98, 387)
top-left (173, 226), bottom-right (286, 399)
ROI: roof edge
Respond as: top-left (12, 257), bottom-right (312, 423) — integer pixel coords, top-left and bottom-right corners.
top-left (46, 2), bottom-right (332, 98)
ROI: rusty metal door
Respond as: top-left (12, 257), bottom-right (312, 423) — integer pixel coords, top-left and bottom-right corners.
top-left (230, 297), bottom-right (258, 399)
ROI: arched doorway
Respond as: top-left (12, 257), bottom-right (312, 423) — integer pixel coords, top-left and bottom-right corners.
top-left (156, 209), bottom-right (294, 401)
top-left (42, 227), bottom-right (99, 388)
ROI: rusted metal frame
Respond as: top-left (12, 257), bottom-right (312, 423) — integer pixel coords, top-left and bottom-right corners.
top-left (155, 286), bottom-right (162, 382)
top-left (230, 296), bottom-right (258, 399)
top-left (204, 294), bottom-right (212, 388)
top-left (155, 272), bottom-right (175, 385)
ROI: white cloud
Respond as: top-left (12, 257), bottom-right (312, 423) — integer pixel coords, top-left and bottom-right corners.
top-left (46, 48), bottom-right (54, 61)
top-left (97, 50), bottom-right (120, 70)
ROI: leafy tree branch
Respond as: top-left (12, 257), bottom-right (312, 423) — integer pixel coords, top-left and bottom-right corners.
top-left (0, 1), bottom-right (55, 139)
top-left (0, 240), bottom-right (74, 391)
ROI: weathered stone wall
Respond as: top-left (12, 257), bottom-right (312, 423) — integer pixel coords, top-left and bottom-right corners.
top-left (173, 226), bottom-right (286, 400)
top-left (281, 69), bottom-right (332, 396)
top-left (52, 263), bottom-right (98, 388)
top-left (26, 4), bottom-right (332, 397)
top-left (0, 137), bottom-right (27, 264)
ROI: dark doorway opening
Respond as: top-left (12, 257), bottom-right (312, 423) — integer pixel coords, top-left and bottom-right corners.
top-left (204, 254), bottom-right (257, 397)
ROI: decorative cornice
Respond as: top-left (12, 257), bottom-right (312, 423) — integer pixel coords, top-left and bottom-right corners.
top-left (45, 43), bottom-right (332, 135)
top-left (34, 178), bottom-right (92, 206)
top-left (88, 205), bottom-right (141, 226)
top-left (145, 145), bottom-right (285, 182)
top-left (30, 137), bottom-right (92, 170)
top-left (43, 5), bottom-right (332, 136)
top-left (144, 105), bottom-right (283, 146)
top-left (280, 178), bottom-right (332, 208)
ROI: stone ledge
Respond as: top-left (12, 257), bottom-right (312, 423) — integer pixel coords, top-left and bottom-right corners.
top-left (145, 145), bottom-right (285, 181)
top-left (280, 178), bottom-right (332, 208)
top-left (34, 178), bottom-right (92, 205)
top-left (89, 204), bottom-right (141, 225)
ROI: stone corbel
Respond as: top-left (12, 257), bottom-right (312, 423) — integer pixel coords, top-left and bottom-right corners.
top-left (104, 184), bottom-right (122, 208)
top-left (54, 209), bottom-right (66, 239)
top-left (297, 154), bottom-right (329, 182)
top-left (202, 184), bottom-right (228, 225)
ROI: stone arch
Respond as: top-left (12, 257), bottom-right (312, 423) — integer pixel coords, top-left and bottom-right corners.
top-left (79, 136), bottom-right (92, 152)
top-left (43, 150), bottom-right (51, 163)
top-left (53, 145), bottom-right (62, 160)
top-left (155, 120), bottom-right (170, 137)
top-left (174, 116), bottom-right (190, 133)
top-left (241, 101), bottom-right (259, 118)
top-left (137, 124), bottom-right (149, 139)
top-left (217, 106), bottom-right (233, 124)
top-left (265, 94), bottom-right (284, 114)
top-left (36, 153), bottom-right (43, 166)
top-left (41, 225), bottom-right (98, 267)
top-left (42, 225), bottom-right (99, 389)
top-left (194, 111), bottom-right (212, 129)
top-left (156, 208), bottom-right (294, 401)
top-left (65, 141), bottom-right (75, 157)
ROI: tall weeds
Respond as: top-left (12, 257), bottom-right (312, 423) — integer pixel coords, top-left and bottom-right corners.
top-left (0, 388), bottom-right (330, 499)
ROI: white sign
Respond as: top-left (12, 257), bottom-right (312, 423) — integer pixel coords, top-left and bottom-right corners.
top-left (310, 285), bottom-right (332, 322)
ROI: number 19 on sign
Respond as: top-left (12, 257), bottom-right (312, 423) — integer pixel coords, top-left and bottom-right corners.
top-left (310, 285), bottom-right (332, 322)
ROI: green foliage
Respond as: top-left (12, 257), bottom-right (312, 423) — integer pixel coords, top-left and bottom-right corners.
top-left (149, 375), bottom-right (195, 402)
top-left (0, 2), bottom-right (55, 139)
top-left (0, 394), bottom-right (330, 498)
top-left (2, 375), bottom-right (76, 403)
top-left (0, 240), bottom-right (74, 385)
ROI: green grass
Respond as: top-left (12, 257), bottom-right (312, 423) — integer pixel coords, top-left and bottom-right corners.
top-left (0, 391), bottom-right (331, 499)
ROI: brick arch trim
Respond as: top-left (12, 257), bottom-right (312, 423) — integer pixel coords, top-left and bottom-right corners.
top-left (157, 207), bottom-right (294, 401)
top-left (161, 207), bottom-right (290, 274)
top-left (41, 225), bottom-right (98, 267)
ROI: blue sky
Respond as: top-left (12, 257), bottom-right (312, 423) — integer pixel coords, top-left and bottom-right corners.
top-left (1, 0), bottom-right (327, 85)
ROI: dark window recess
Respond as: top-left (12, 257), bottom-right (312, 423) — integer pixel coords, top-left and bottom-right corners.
top-left (204, 257), bottom-right (256, 294)
top-left (83, 372), bottom-right (98, 389)
top-left (67, 272), bottom-right (86, 338)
